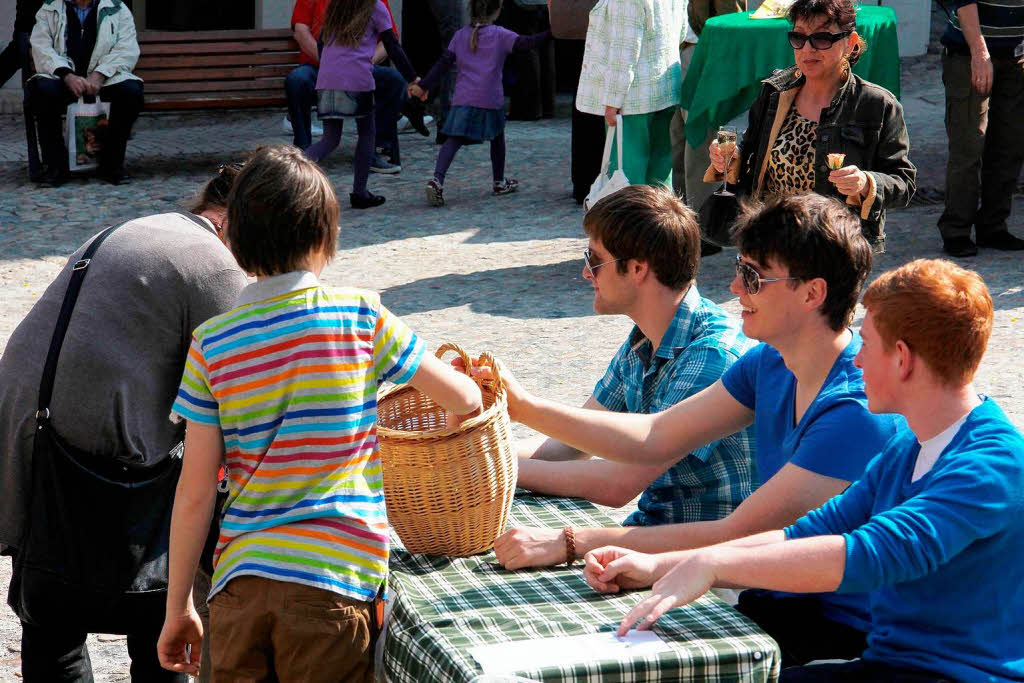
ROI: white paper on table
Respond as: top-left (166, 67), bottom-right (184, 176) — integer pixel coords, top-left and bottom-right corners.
top-left (468, 630), bottom-right (671, 675)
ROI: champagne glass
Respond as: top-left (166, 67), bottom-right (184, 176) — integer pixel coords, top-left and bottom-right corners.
top-left (714, 126), bottom-right (738, 197)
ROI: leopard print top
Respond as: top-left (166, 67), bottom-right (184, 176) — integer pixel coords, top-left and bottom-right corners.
top-left (763, 107), bottom-right (817, 198)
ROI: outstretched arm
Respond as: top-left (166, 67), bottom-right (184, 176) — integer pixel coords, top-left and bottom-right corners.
top-left (615, 535), bottom-right (845, 635)
top-left (418, 50), bottom-right (456, 95)
top-left (406, 352), bottom-right (482, 417)
top-left (512, 30), bottom-right (552, 52)
top-left (380, 30), bottom-right (418, 82)
top-left (513, 379), bottom-right (753, 467)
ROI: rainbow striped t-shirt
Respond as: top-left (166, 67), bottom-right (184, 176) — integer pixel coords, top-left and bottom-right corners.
top-left (171, 271), bottom-right (425, 603)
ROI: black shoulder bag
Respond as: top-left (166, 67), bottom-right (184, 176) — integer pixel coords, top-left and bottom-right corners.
top-left (9, 224), bottom-right (184, 634)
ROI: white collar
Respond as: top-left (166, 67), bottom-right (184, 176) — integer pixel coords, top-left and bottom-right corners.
top-left (236, 270), bottom-right (320, 307)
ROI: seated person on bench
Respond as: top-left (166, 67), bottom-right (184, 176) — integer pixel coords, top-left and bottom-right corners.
top-left (29, 0), bottom-right (143, 186)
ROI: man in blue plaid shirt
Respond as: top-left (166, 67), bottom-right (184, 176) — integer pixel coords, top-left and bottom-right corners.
top-left (495, 185), bottom-right (757, 569)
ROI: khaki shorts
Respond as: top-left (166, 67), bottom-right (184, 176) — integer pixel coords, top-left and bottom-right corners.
top-left (209, 575), bottom-right (374, 683)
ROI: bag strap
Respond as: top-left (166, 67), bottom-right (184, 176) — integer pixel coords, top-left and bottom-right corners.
top-left (176, 211), bottom-right (218, 236)
top-left (599, 124), bottom-right (615, 176)
top-left (615, 114), bottom-right (624, 172)
top-left (36, 223), bottom-right (125, 423)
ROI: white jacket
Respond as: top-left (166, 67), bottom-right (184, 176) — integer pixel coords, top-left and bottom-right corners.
top-left (30, 0), bottom-right (142, 87)
top-left (576, 0), bottom-right (688, 116)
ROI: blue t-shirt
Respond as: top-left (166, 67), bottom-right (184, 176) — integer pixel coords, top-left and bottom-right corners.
top-left (721, 334), bottom-right (903, 632)
top-left (787, 398), bottom-right (1024, 682)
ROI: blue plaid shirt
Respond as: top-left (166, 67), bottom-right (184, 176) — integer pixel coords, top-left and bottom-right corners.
top-left (593, 286), bottom-right (757, 527)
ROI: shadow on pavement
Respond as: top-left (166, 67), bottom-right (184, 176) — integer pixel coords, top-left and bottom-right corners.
top-left (382, 259), bottom-right (594, 319)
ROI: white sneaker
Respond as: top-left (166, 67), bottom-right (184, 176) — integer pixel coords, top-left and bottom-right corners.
top-left (397, 115), bottom-right (433, 134)
top-left (281, 116), bottom-right (324, 137)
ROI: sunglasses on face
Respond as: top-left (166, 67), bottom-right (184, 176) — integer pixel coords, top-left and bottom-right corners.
top-left (583, 248), bottom-right (621, 277)
top-left (787, 30), bottom-right (850, 50)
top-left (735, 255), bottom-right (800, 295)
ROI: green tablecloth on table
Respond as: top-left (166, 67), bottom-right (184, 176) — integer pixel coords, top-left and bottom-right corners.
top-left (679, 6), bottom-right (901, 149)
top-left (383, 493), bottom-right (781, 682)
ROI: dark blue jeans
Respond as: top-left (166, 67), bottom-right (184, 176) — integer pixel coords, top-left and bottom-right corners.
top-left (28, 76), bottom-right (143, 173)
top-left (285, 62), bottom-right (405, 158)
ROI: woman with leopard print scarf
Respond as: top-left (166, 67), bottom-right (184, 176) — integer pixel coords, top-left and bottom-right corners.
top-left (706, 0), bottom-right (915, 252)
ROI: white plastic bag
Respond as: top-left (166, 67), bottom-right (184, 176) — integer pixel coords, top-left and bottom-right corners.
top-left (584, 114), bottom-right (631, 211)
top-left (65, 97), bottom-right (111, 172)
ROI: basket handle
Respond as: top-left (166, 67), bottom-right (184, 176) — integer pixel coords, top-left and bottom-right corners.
top-left (435, 343), bottom-right (504, 393)
top-left (475, 351), bottom-right (504, 394)
top-left (435, 342), bottom-right (474, 376)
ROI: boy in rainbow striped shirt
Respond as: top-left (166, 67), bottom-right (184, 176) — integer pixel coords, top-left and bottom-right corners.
top-left (155, 145), bottom-right (482, 682)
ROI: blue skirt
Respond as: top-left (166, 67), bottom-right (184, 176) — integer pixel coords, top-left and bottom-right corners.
top-left (441, 105), bottom-right (506, 142)
top-left (317, 89), bottom-right (374, 119)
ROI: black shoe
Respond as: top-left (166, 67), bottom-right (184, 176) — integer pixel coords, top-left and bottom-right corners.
top-left (97, 165), bottom-right (131, 185)
top-left (35, 166), bottom-right (66, 187)
top-left (350, 191), bottom-right (386, 209)
top-left (401, 98), bottom-right (431, 137)
top-left (977, 230), bottom-right (1024, 251)
top-left (700, 239), bottom-right (723, 257)
top-left (942, 236), bottom-right (978, 258)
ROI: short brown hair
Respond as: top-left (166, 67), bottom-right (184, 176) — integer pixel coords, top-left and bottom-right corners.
top-left (582, 185), bottom-right (700, 291)
top-left (862, 259), bottom-right (993, 386)
top-left (226, 145), bottom-right (339, 276)
top-left (732, 194), bottom-right (872, 331)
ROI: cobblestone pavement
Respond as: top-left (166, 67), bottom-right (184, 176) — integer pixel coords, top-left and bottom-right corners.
top-left (1, 45), bottom-right (1022, 679)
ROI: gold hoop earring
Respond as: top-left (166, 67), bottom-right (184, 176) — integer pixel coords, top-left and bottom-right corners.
top-left (841, 56), bottom-right (850, 77)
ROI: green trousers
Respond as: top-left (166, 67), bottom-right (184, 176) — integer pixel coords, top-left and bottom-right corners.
top-left (608, 106), bottom-right (675, 188)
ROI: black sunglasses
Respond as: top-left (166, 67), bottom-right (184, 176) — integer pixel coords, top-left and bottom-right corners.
top-left (583, 248), bottom-right (620, 277)
top-left (735, 255), bottom-right (799, 295)
top-left (787, 30), bottom-right (851, 50)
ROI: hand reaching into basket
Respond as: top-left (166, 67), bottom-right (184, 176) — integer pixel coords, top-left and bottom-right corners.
top-left (450, 356), bottom-right (530, 422)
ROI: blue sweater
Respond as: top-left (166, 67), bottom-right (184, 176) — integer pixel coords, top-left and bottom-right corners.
top-left (786, 399), bottom-right (1024, 682)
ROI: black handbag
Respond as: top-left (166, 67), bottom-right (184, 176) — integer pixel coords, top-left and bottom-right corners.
top-left (698, 191), bottom-right (741, 248)
top-left (9, 223), bottom-right (184, 634)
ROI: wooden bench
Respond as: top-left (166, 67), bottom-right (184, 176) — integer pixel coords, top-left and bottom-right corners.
top-left (135, 28), bottom-right (300, 110)
top-left (25, 28), bottom-right (301, 179)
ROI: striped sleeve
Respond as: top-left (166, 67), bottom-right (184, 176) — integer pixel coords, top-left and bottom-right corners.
top-left (373, 303), bottom-right (425, 385)
top-left (170, 335), bottom-right (220, 425)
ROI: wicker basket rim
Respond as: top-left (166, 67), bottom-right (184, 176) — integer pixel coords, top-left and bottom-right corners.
top-left (378, 381), bottom-right (507, 440)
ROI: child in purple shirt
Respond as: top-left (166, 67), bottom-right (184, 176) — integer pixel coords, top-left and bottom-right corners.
top-left (306, 0), bottom-right (418, 209)
top-left (410, 0), bottom-right (550, 207)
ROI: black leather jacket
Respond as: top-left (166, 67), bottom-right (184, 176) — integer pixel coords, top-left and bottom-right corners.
top-left (732, 66), bottom-right (916, 243)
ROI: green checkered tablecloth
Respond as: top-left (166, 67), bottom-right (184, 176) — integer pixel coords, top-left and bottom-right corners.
top-left (383, 493), bottom-right (781, 682)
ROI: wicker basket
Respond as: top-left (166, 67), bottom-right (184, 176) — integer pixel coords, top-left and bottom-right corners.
top-left (377, 343), bottom-right (517, 556)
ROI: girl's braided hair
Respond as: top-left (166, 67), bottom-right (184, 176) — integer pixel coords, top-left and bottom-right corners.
top-left (469, 0), bottom-right (503, 51)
